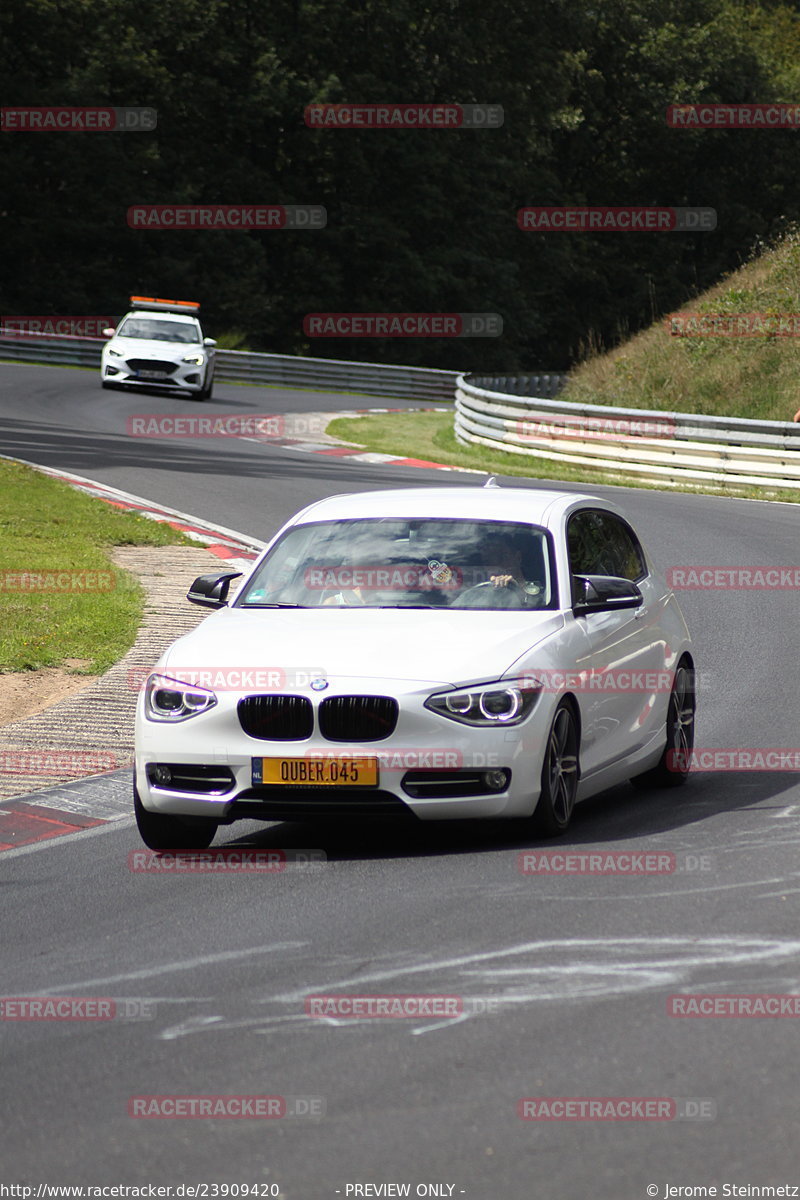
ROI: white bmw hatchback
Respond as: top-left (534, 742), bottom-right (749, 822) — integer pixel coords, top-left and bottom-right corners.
top-left (134, 484), bottom-right (696, 848)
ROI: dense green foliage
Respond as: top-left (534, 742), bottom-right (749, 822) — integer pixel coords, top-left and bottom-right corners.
top-left (2, 0), bottom-right (800, 370)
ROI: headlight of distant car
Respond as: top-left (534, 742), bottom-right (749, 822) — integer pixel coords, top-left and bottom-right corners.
top-left (144, 674), bottom-right (217, 722)
top-left (181, 353), bottom-right (205, 365)
top-left (425, 678), bottom-right (541, 726)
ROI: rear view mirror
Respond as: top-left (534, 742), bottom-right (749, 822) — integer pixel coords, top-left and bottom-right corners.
top-left (573, 574), bottom-right (643, 615)
top-left (187, 572), bottom-right (243, 608)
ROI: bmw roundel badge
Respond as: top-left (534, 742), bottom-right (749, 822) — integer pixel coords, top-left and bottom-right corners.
top-left (310, 678), bottom-right (329, 691)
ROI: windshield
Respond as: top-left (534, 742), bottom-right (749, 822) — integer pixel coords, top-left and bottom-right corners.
top-left (116, 317), bottom-right (201, 343)
top-left (236, 518), bottom-right (557, 610)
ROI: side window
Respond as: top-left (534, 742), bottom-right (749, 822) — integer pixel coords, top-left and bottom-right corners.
top-left (568, 510), bottom-right (607, 576)
top-left (568, 510), bottom-right (647, 582)
top-left (601, 514), bottom-right (647, 581)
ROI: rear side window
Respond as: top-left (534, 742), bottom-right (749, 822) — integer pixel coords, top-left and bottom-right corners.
top-left (567, 510), bottom-right (647, 582)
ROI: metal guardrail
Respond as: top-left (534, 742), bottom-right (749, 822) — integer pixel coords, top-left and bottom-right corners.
top-left (0, 333), bottom-right (571, 405)
top-left (0, 332), bottom-right (458, 403)
top-left (456, 374), bottom-right (800, 491)
top-left (5, 334), bottom-right (797, 489)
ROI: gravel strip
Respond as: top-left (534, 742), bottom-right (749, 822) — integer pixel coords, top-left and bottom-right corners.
top-left (0, 544), bottom-right (229, 801)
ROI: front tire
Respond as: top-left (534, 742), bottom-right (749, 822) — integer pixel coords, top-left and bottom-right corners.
top-left (631, 659), bottom-right (695, 789)
top-left (530, 700), bottom-right (579, 837)
top-left (134, 783), bottom-right (218, 850)
top-left (194, 372), bottom-right (214, 401)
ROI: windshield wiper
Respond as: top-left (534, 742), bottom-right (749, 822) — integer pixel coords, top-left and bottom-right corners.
top-left (241, 602), bottom-right (307, 608)
top-left (375, 604), bottom-right (444, 609)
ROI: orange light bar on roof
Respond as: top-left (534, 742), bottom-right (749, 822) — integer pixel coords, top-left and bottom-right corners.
top-left (129, 296), bottom-right (200, 310)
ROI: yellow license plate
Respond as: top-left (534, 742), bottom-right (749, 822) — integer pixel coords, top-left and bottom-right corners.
top-left (258, 757), bottom-right (379, 787)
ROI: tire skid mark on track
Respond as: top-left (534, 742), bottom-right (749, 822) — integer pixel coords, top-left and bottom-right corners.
top-left (152, 935), bottom-right (800, 1041)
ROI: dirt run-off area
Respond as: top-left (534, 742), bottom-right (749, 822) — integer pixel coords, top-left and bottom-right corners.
top-left (0, 663), bottom-right (99, 726)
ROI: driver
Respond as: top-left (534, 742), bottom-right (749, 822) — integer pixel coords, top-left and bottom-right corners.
top-left (484, 537), bottom-right (544, 604)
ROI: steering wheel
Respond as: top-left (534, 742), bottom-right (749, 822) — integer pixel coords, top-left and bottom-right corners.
top-left (318, 588), bottom-right (366, 606)
top-left (451, 580), bottom-right (527, 609)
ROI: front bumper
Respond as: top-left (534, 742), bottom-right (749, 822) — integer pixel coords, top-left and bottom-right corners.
top-left (102, 355), bottom-right (209, 392)
top-left (134, 681), bottom-right (553, 823)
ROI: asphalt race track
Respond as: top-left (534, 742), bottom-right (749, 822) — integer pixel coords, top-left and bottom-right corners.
top-left (1, 361), bottom-right (800, 1198)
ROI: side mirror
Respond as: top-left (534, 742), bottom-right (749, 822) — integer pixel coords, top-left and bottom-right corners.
top-left (187, 571), bottom-right (242, 608)
top-left (102, 327), bottom-right (116, 338)
top-left (203, 337), bottom-right (217, 347)
top-left (573, 574), bottom-right (643, 616)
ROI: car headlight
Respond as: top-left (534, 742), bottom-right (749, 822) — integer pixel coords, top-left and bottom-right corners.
top-left (144, 673), bottom-right (217, 722)
top-left (425, 678), bottom-right (541, 726)
top-left (107, 348), bottom-right (123, 357)
top-left (181, 353), bottom-right (205, 365)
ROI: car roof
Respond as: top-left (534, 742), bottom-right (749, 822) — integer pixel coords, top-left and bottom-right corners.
top-left (292, 486), bottom-right (621, 527)
top-left (120, 310), bottom-right (200, 324)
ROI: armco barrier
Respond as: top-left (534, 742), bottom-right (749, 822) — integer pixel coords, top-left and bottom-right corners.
top-left (455, 374), bottom-right (800, 491)
top-left (0, 332), bottom-right (458, 403)
top-left (0, 332), bottom-right (566, 405)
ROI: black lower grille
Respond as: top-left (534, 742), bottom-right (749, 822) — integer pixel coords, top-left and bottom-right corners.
top-left (231, 788), bottom-right (413, 819)
top-left (127, 358), bottom-right (179, 374)
top-left (319, 695), bottom-right (398, 742)
top-left (238, 695), bottom-right (313, 740)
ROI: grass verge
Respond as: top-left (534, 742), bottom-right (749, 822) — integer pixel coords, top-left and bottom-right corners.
top-left (326, 411), bottom-right (799, 504)
top-left (561, 229), bottom-right (800, 422)
top-left (0, 459), bottom-right (197, 673)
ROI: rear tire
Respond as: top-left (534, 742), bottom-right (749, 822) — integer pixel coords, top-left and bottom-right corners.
top-left (134, 782), bottom-right (218, 850)
top-left (631, 659), bottom-right (695, 789)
